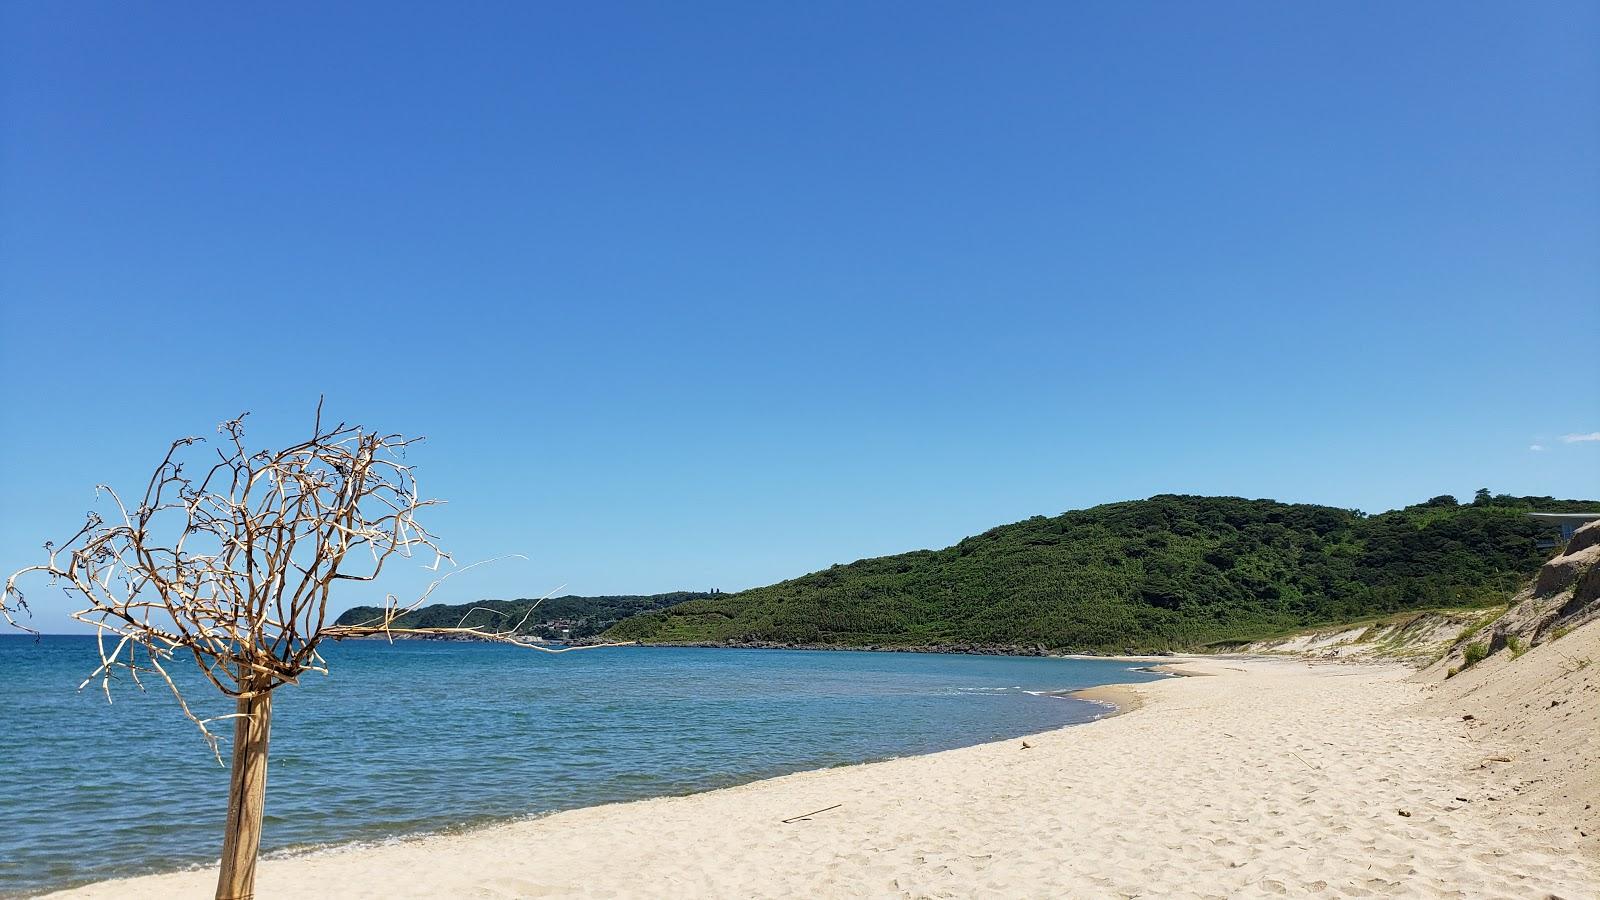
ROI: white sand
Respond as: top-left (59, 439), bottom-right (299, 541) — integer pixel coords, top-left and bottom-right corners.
top-left (50, 655), bottom-right (1598, 899)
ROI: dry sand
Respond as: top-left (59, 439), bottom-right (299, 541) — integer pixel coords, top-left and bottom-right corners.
top-left (51, 650), bottom-right (1598, 899)
top-left (1418, 613), bottom-right (1600, 862)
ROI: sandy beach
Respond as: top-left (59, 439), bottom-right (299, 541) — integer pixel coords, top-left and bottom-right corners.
top-left (48, 647), bottom-right (1598, 899)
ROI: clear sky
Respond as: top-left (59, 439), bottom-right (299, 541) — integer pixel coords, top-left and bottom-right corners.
top-left (3, 2), bottom-right (1597, 632)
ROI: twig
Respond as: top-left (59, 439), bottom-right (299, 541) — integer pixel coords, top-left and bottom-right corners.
top-left (782, 803), bottom-right (842, 824)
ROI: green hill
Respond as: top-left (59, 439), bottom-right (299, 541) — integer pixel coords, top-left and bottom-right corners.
top-left (604, 493), bottom-right (1598, 653)
top-left (335, 592), bottom-right (715, 641)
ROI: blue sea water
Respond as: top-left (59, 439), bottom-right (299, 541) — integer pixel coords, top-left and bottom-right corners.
top-left (0, 634), bottom-right (1160, 896)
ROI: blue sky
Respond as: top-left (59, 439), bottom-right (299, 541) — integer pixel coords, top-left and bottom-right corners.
top-left (3, 2), bottom-right (1597, 631)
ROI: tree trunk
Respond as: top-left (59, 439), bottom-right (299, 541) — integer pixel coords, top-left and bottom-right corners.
top-left (216, 678), bottom-right (273, 900)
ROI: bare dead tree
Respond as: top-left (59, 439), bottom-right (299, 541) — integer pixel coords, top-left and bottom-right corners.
top-left (2, 405), bottom-right (627, 900)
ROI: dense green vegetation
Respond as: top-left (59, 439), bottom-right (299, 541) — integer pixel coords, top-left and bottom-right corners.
top-left (605, 493), bottom-right (1598, 653)
top-left (335, 592), bottom-right (715, 640)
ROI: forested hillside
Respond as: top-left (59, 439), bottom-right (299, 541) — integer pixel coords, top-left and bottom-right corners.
top-left (604, 493), bottom-right (1598, 653)
top-left (335, 592), bottom-right (714, 641)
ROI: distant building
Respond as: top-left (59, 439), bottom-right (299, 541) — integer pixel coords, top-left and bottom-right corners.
top-left (1529, 512), bottom-right (1600, 550)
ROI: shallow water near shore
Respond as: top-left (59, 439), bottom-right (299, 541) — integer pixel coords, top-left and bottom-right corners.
top-left (0, 634), bottom-right (1159, 896)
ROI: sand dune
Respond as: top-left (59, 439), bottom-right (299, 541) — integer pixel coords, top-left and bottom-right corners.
top-left (1418, 611), bottom-right (1600, 863)
top-left (51, 650), bottom-right (1598, 899)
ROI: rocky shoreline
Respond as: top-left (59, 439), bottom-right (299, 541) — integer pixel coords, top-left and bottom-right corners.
top-left (568, 636), bottom-right (1177, 658)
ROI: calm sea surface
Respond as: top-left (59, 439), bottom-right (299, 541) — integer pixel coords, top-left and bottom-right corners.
top-left (0, 634), bottom-right (1160, 896)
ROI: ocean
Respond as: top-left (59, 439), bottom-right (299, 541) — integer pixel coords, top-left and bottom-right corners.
top-left (0, 634), bottom-right (1161, 896)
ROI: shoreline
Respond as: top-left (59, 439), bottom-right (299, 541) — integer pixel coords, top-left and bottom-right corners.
top-left (575, 637), bottom-right (1188, 658)
top-left (47, 654), bottom-right (1598, 898)
top-left (21, 657), bottom-right (1154, 898)
top-left (39, 678), bottom-right (1158, 899)
top-left (1066, 682), bottom-right (1147, 716)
